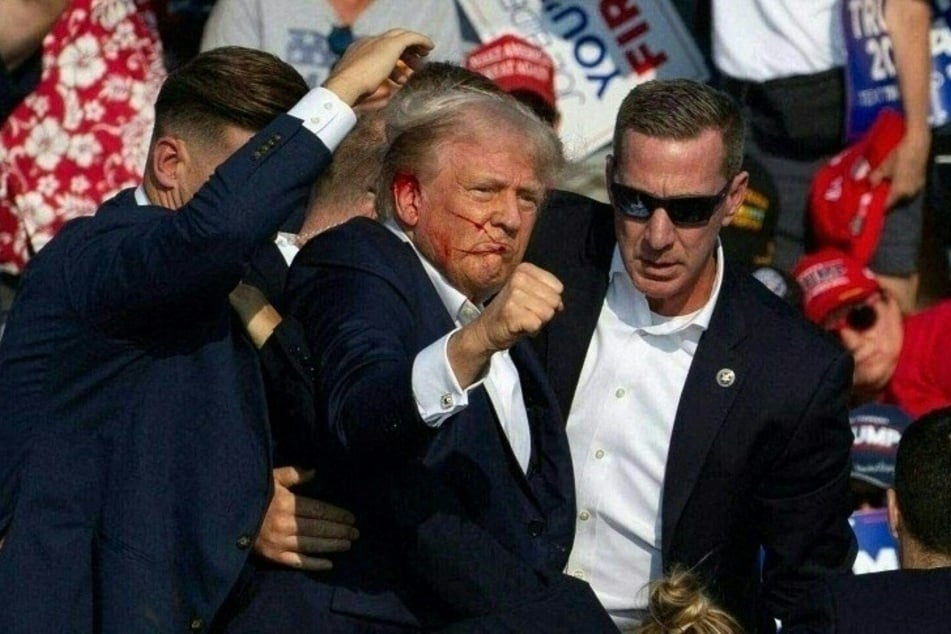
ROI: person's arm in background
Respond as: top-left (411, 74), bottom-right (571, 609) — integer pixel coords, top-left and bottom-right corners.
top-left (0, 0), bottom-right (68, 119)
top-left (0, 0), bottom-right (66, 72)
top-left (873, 0), bottom-right (933, 208)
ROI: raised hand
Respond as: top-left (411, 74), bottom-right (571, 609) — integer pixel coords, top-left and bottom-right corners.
top-left (323, 28), bottom-right (433, 107)
top-left (448, 263), bottom-right (563, 388)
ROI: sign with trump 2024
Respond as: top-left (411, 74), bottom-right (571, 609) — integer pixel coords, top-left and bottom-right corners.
top-left (457, 0), bottom-right (709, 160)
top-left (843, 0), bottom-right (951, 142)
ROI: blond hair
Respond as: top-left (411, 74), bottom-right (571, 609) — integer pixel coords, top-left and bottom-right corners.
top-left (636, 567), bottom-right (744, 634)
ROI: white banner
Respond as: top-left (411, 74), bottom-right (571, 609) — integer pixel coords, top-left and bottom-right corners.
top-left (457, 0), bottom-right (709, 159)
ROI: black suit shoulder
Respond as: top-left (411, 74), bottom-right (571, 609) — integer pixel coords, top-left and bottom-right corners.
top-left (286, 218), bottom-right (428, 333)
top-left (724, 264), bottom-right (843, 362)
top-left (529, 190), bottom-right (614, 273)
top-left (786, 567), bottom-right (951, 633)
top-left (293, 216), bottom-right (404, 272)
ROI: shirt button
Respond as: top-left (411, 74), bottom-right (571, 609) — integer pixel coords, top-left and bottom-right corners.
top-left (236, 534), bottom-right (252, 550)
top-left (615, 387), bottom-right (626, 398)
top-left (579, 510), bottom-right (590, 521)
top-left (570, 569), bottom-right (586, 580)
top-left (190, 617), bottom-right (204, 631)
top-left (595, 449), bottom-right (605, 460)
top-left (310, 116), bottom-right (322, 126)
top-left (439, 393), bottom-right (454, 410)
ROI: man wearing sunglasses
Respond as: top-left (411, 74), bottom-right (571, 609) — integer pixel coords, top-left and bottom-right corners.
top-left (795, 249), bottom-right (951, 419)
top-left (526, 79), bottom-right (856, 632)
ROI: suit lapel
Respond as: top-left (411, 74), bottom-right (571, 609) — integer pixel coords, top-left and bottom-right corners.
top-left (510, 341), bottom-right (576, 519)
top-left (543, 268), bottom-right (609, 418)
top-left (661, 270), bottom-right (749, 558)
top-left (538, 203), bottom-right (615, 419)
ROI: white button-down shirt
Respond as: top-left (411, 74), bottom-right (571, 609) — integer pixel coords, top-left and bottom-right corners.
top-left (565, 242), bottom-right (725, 630)
top-left (385, 220), bottom-right (532, 473)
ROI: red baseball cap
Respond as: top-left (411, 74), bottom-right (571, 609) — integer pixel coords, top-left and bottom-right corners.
top-left (809, 109), bottom-right (905, 266)
top-left (464, 34), bottom-right (556, 110)
top-left (792, 248), bottom-right (882, 325)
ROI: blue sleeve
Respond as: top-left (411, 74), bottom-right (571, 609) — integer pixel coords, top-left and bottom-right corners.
top-left (65, 115), bottom-right (332, 336)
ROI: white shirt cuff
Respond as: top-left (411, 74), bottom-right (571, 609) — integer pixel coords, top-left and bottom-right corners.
top-left (412, 329), bottom-right (487, 427)
top-left (287, 86), bottom-right (357, 152)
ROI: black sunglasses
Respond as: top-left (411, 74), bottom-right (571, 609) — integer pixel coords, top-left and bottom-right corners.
top-left (826, 301), bottom-right (879, 333)
top-left (609, 179), bottom-right (732, 227)
top-left (328, 24), bottom-right (354, 57)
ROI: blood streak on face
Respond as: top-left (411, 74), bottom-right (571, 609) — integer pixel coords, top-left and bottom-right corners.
top-left (399, 131), bottom-right (545, 303)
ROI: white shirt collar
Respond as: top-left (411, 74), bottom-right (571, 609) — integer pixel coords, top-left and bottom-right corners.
top-left (383, 218), bottom-right (476, 324)
top-left (607, 238), bottom-right (725, 336)
top-left (134, 185), bottom-right (150, 207)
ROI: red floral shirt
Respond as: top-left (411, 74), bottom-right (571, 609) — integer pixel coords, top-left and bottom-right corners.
top-left (0, 0), bottom-right (165, 274)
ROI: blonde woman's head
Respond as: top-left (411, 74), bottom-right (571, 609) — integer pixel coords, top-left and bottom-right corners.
top-left (636, 567), bottom-right (743, 634)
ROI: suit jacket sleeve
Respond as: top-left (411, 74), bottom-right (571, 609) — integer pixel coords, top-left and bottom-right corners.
top-left (289, 259), bottom-right (428, 456)
top-left (257, 314), bottom-right (319, 464)
top-left (756, 348), bottom-right (857, 625)
top-left (65, 114), bottom-right (331, 337)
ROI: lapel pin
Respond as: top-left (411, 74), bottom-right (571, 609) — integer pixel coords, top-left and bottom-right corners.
top-left (716, 368), bottom-right (735, 388)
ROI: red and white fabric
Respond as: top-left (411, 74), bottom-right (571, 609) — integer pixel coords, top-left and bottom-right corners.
top-left (0, 0), bottom-right (165, 274)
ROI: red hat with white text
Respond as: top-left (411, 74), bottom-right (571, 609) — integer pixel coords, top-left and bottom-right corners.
top-left (464, 34), bottom-right (556, 110)
top-left (792, 249), bottom-right (882, 325)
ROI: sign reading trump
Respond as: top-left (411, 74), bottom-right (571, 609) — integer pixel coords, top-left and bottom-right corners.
top-left (843, 0), bottom-right (951, 141)
top-left (457, 0), bottom-right (709, 159)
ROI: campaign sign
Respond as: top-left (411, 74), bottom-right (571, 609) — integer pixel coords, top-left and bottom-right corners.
top-left (844, 0), bottom-right (951, 141)
top-left (850, 507), bottom-right (899, 574)
top-left (457, 0), bottom-right (709, 159)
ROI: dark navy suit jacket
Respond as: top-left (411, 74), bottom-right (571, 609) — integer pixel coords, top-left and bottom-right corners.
top-left (0, 114), bottom-right (332, 632)
top-left (785, 567), bottom-right (951, 633)
top-left (525, 191), bottom-right (857, 632)
top-left (220, 218), bottom-right (614, 632)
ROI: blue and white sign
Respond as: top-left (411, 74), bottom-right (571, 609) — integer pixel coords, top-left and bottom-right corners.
top-left (457, 0), bottom-right (709, 159)
top-left (850, 507), bottom-right (899, 574)
top-left (844, 0), bottom-right (951, 141)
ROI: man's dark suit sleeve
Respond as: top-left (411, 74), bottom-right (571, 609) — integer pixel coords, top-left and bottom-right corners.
top-left (64, 115), bottom-right (331, 337)
top-left (256, 315), bottom-right (319, 463)
top-left (756, 348), bottom-right (857, 624)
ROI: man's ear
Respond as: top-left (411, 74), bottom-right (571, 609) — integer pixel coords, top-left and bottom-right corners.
top-left (887, 487), bottom-right (902, 540)
top-left (721, 170), bottom-right (749, 228)
top-left (392, 171), bottom-right (421, 227)
top-left (149, 135), bottom-right (188, 190)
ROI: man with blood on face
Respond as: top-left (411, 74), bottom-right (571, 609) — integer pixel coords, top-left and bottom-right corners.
top-left (220, 80), bottom-right (616, 632)
top-left (391, 120), bottom-right (546, 305)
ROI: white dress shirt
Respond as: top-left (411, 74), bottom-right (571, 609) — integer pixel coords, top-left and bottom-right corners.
top-left (384, 220), bottom-right (532, 473)
top-left (288, 86), bottom-right (356, 149)
top-left (565, 242), bottom-right (725, 630)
